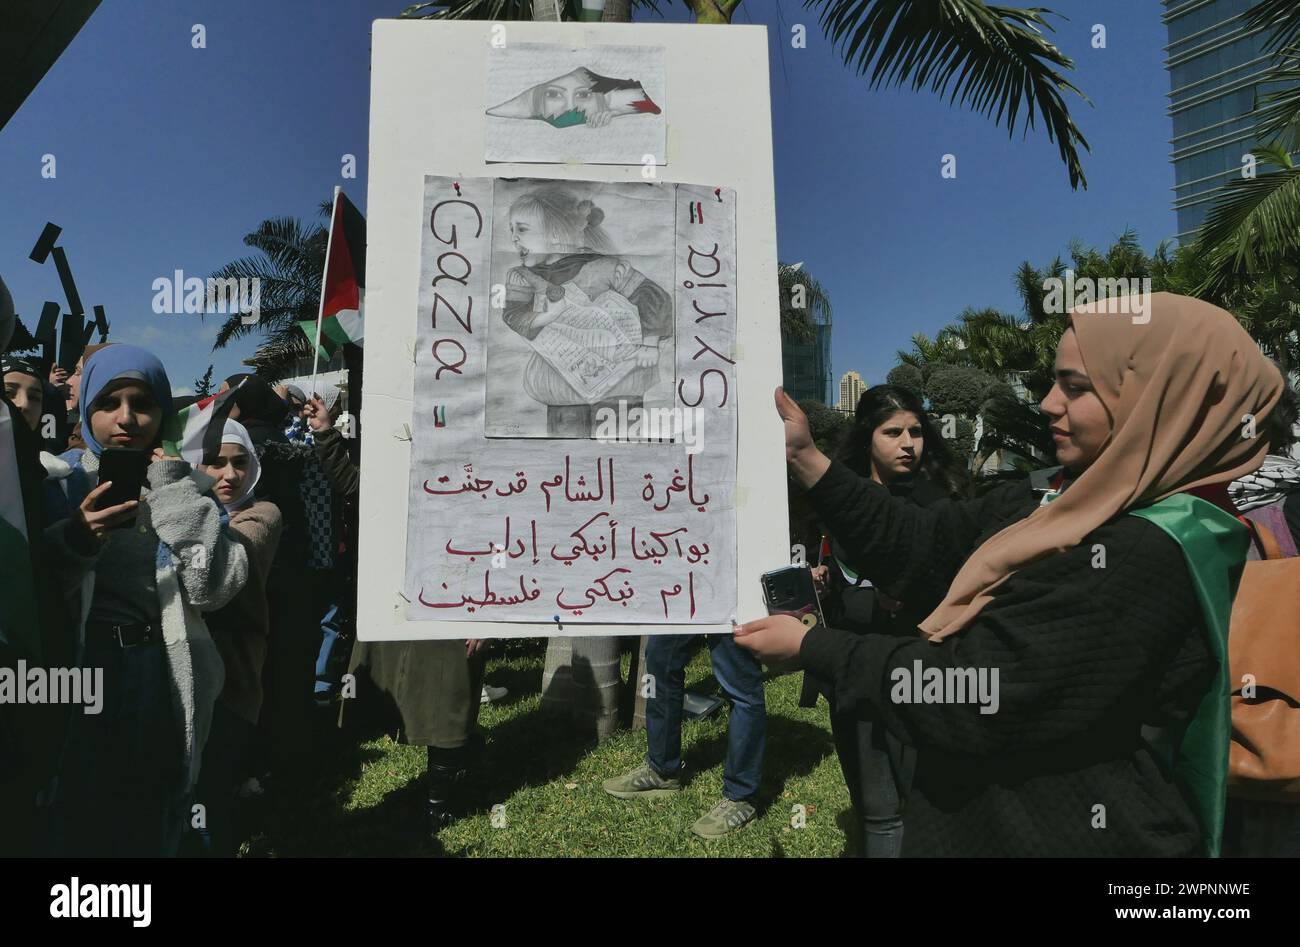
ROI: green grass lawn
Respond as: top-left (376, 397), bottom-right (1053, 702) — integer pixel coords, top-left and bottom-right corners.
top-left (239, 642), bottom-right (856, 857)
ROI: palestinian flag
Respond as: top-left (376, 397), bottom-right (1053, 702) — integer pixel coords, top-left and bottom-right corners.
top-left (0, 400), bottom-right (40, 660)
top-left (161, 382), bottom-right (242, 467)
top-left (301, 188), bottom-right (366, 360)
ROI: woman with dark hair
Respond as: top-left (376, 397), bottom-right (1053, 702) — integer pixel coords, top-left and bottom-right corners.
top-left (833, 384), bottom-right (966, 496)
top-left (738, 294), bottom-right (1286, 856)
top-left (802, 384), bottom-right (963, 857)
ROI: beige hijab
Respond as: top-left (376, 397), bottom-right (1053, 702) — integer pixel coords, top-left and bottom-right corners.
top-left (919, 292), bottom-right (1285, 641)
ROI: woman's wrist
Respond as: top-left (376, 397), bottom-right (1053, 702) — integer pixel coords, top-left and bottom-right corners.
top-left (788, 446), bottom-right (831, 489)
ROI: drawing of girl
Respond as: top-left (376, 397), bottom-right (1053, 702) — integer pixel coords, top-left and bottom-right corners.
top-left (501, 185), bottom-right (672, 437)
top-left (487, 67), bottom-right (662, 129)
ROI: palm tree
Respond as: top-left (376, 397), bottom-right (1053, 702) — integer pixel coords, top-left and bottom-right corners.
top-left (807, 0), bottom-right (1090, 189)
top-left (207, 215), bottom-right (328, 381)
top-left (401, 0), bottom-right (1091, 188)
top-left (778, 261), bottom-right (831, 343)
top-left (1190, 1), bottom-right (1300, 294)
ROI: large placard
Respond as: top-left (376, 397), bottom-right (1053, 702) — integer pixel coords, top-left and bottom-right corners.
top-left (361, 20), bottom-right (784, 639)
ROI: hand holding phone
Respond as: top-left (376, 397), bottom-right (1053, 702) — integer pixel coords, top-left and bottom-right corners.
top-left (76, 481), bottom-right (140, 543)
top-left (93, 447), bottom-right (150, 527)
top-left (760, 564), bottom-right (825, 632)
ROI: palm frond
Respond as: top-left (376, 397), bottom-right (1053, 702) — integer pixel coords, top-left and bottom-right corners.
top-left (1246, 0), bottom-right (1300, 57)
top-left (402, 0), bottom-right (536, 20)
top-left (245, 327), bottom-right (314, 381)
top-left (804, 0), bottom-right (1091, 189)
top-left (1191, 148), bottom-right (1300, 292)
top-left (1250, 54), bottom-right (1300, 144)
top-left (778, 261), bottom-right (832, 342)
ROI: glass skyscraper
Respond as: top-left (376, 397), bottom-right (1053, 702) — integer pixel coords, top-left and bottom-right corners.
top-left (1166, 0), bottom-right (1279, 241)
top-left (781, 321), bottom-right (833, 405)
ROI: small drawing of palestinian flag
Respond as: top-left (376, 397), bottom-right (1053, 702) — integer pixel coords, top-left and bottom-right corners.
top-left (301, 188), bottom-right (366, 360)
top-left (161, 382), bottom-right (242, 467)
top-left (0, 401), bottom-right (40, 660)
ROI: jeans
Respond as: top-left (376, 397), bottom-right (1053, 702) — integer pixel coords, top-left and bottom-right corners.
top-left (46, 633), bottom-right (187, 857)
top-left (644, 633), bottom-right (765, 802)
top-left (830, 704), bottom-right (904, 858)
top-left (315, 604), bottom-right (341, 696)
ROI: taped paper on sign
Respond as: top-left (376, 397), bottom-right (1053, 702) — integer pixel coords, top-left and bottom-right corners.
top-left (407, 175), bottom-right (736, 624)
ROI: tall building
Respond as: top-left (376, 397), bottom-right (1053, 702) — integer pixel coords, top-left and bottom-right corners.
top-left (837, 370), bottom-right (866, 415)
top-left (781, 322), bottom-right (832, 405)
top-left (1166, 0), bottom-right (1279, 241)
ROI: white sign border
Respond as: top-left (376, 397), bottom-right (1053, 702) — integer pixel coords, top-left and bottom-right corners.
top-left (361, 19), bottom-right (786, 640)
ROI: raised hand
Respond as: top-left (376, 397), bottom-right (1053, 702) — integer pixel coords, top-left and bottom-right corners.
top-left (303, 395), bottom-right (331, 433)
top-left (775, 386), bottom-right (830, 487)
top-left (74, 481), bottom-right (139, 544)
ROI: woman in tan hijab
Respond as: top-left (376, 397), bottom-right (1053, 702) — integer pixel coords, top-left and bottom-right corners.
top-left (736, 293), bottom-right (1284, 856)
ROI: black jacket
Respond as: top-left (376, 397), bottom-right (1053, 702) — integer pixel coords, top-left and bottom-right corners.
top-left (799, 474), bottom-right (951, 710)
top-left (799, 460), bottom-right (1214, 857)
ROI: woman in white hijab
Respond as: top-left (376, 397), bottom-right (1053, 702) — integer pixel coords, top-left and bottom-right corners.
top-left (194, 419), bottom-right (282, 856)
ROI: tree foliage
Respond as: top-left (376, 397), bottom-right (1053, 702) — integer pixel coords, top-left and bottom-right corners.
top-left (799, 398), bottom-right (852, 454)
top-left (208, 213), bottom-right (329, 380)
top-left (194, 365), bottom-right (214, 399)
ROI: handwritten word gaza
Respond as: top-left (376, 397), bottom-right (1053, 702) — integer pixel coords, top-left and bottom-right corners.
top-left (427, 197), bottom-right (483, 380)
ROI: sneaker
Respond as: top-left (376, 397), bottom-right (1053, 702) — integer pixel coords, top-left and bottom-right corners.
top-left (602, 763), bottom-right (683, 800)
top-left (691, 798), bottom-right (756, 838)
top-left (481, 684), bottom-right (509, 704)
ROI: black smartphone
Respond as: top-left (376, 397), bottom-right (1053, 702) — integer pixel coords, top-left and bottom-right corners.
top-left (760, 564), bottom-right (825, 631)
top-left (94, 447), bottom-right (149, 526)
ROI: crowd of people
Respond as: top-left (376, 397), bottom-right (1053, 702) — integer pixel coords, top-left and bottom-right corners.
top-left (3, 290), bottom-right (1300, 857)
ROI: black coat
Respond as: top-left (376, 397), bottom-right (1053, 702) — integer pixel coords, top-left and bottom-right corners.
top-left (798, 460), bottom-right (1214, 857)
top-left (799, 474), bottom-right (950, 710)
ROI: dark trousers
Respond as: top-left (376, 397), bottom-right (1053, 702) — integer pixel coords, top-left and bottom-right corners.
top-left (194, 702), bottom-right (255, 857)
top-left (644, 633), bottom-right (765, 802)
top-left (46, 635), bottom-right (186, 857)
top-left (830, 702), bottom-right (904, 857)
top-left (260, 568), bottom-right (332, 777)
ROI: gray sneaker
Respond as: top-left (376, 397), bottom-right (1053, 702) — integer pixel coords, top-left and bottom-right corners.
top-left (691, 798), bottom-right (756, 838)
top-left (602, 763), bottom-right (683, 800)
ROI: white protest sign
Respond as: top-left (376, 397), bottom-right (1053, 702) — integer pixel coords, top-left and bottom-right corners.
top-left (361, 20), bottom-right (783, 639)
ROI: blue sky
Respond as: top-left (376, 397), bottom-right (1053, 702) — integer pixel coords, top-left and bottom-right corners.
top-left (0, 0), bottom-right (1174, 397)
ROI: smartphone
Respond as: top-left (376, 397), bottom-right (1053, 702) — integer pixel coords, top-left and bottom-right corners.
top-left (760, 564), bottom-right (825, 631)
top-left (94, 447), bottom-right (149, 526)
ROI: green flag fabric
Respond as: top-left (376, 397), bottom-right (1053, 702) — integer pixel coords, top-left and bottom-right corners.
top-left (1129, 492), bottom-right (1249, 857)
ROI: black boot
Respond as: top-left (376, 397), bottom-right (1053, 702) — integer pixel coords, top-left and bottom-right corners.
top-left (426, 744), bottom-right (471, 835)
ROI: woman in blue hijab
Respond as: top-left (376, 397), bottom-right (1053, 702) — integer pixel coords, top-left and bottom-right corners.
top-left (46, 344), bottom-right (249, 857)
